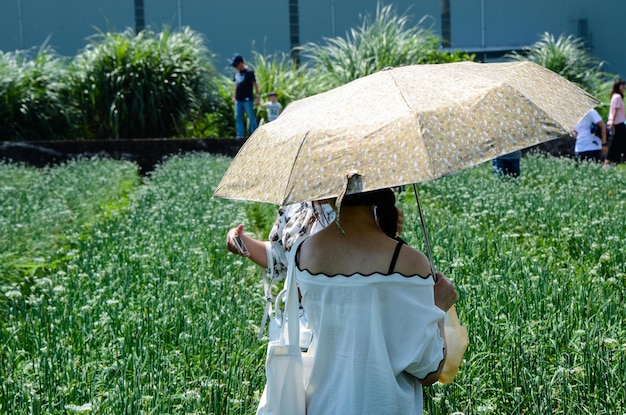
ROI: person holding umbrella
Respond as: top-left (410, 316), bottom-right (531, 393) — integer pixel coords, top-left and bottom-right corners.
top-left (214, 61), bottom-right (598, 413)
top-left (293, 188), bottom-right (457, 414)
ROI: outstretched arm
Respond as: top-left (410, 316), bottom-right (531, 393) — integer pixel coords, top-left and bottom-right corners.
top-left (226, 224), bottom-right (268, 268)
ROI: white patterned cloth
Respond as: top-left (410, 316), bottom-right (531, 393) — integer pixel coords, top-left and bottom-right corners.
top-left (258, 202), bottom-right (335, 339)
top-left (264, 202), bottom-right (335, 285)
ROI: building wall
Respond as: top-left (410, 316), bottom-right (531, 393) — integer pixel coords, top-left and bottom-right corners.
top-left (0, 0), bottom-right (133, 55)
top-left (0, 0), bottom-right (623, 79)
top-left (450, 0), bottom-right (625, 77)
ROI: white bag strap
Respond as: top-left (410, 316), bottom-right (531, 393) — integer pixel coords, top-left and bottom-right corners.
top-left (273, 288), bottom-right (287, 325)
top-left (279, 236), bottom-right (308, 346)
top-left (258, 242), bottom-right (275, 340)
top-left (263, 241), bottom-right (274, 300)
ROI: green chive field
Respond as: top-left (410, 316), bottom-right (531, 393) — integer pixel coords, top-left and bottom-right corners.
top-left (1, 153), bottom-right (624, 414)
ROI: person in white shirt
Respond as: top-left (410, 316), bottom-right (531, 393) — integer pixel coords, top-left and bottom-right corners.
top-left (294, 188), bottom-right (457, 415)
top-left (261, 91), bottom-right (283, 122)
top-left (571, 108), bottom-right (607, 163)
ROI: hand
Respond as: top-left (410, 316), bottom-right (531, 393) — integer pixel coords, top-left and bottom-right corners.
top-left (226, 224), bottom-right (249, 257)
top-left (433, 272), bottom-right (457, 312)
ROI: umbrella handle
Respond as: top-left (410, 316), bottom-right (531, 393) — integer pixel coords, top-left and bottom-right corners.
top-left (412, 183), bottom-right (436, 279)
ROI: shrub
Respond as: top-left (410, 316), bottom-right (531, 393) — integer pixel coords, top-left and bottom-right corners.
top-left (297, 3), bottom-right (474, 92)
top-left (507, 32), bottom-right (616, 117)
top-left (184, 74), bottom-right (236, 138)
top-left (251, 51), bottom-right (318, 102)
top-left (70, 27), bottom-right (217, 139)
top-left (0, 48), bottom-right (77, 140)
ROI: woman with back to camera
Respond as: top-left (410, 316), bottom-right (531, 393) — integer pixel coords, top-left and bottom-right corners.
top-left (605, 78), bottom-right (626, 165)
top-left (293, 188), bottom-right (457, 415)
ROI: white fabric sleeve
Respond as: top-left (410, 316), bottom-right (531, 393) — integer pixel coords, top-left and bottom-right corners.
top-left (403, 309), bottom-right (446, 380)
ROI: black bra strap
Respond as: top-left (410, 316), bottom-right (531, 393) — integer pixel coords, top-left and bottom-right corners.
top-left (388, 239), bottom-right (405, 274)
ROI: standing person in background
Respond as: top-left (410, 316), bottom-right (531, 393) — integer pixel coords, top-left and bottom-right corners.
top-left (605, 78), bottom-right (626, 165)
top-left (571, 108), bottom-right (607, 163)
top-left (492, 150), bottom-right (522, 177)
top-left (230, 54), bottom-right (260, 139)
top-left (261, 92), bottom-right (283, 122)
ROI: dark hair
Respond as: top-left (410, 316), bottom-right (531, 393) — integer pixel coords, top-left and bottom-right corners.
top-left (611, 78), bottom-right (625, 98)
top-left (230, 54), bottom-right (244, 67)
top-left (342, 188), bottom-right (397, 238)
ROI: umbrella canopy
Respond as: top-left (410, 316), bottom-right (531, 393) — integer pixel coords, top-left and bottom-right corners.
top-left (214, 61), bottom-right (598, 205)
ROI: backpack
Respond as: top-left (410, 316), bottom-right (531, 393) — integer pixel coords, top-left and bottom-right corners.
top-left (590, 122), bottom-right (611, 138)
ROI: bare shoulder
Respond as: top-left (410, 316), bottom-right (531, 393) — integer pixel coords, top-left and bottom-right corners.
top-left (395, 243), bottom-right (432, 277)
top-left (298, 231), bottom-right (330, 264)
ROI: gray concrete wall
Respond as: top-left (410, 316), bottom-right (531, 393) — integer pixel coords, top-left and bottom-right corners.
top-left (1, 0), bottom-right (623, 78)
top-left (449, 0), bottom-right (625, 77)
top-left (1, 0), bottom-right (133, 55)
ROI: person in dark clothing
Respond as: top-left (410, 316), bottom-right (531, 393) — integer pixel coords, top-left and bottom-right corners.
top-left (605, 78), bottom-right (626, 165)
top-left (230, 54), bottom-right (260, 139)
top-left (492, 150), bottom-right (522, 177)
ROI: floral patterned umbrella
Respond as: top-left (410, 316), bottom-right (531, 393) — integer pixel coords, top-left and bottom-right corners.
top-left (214, 61), bottom-right (598, 205)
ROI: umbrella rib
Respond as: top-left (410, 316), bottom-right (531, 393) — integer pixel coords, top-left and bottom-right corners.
top-left (281, 130), bottom-right (311, 204)
top-left (387, 70), bottom-right (438, 179)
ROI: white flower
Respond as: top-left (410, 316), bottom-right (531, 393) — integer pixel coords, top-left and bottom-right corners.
top-left (4, 290), bottom-right (22, 299)
top-left (65, 403), bottom-right (93, 413)
top-left (53, 285), bottom-right (66, 294)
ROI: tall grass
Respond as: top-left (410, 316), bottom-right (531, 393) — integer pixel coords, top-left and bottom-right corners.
top-left (1, 154), bottom-right (624, 414)
top-left (403, 154), bottom-right (625, 414)
top-left (298, 3), bottom-right (474, 91)
top-left (70, 27), bottom-right (216, 139)
top-left (507, 32), bottom-right (615, 116)
top-left (0, 48), bottom-right (77, 140)
top-left (247, 51), bottom-right (318, 123)
top-left (0, 158), bottom-right (140, 315)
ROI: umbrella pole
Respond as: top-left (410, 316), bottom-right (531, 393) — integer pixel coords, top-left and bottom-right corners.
top-left (412, 183), bottom-right (436, 278)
